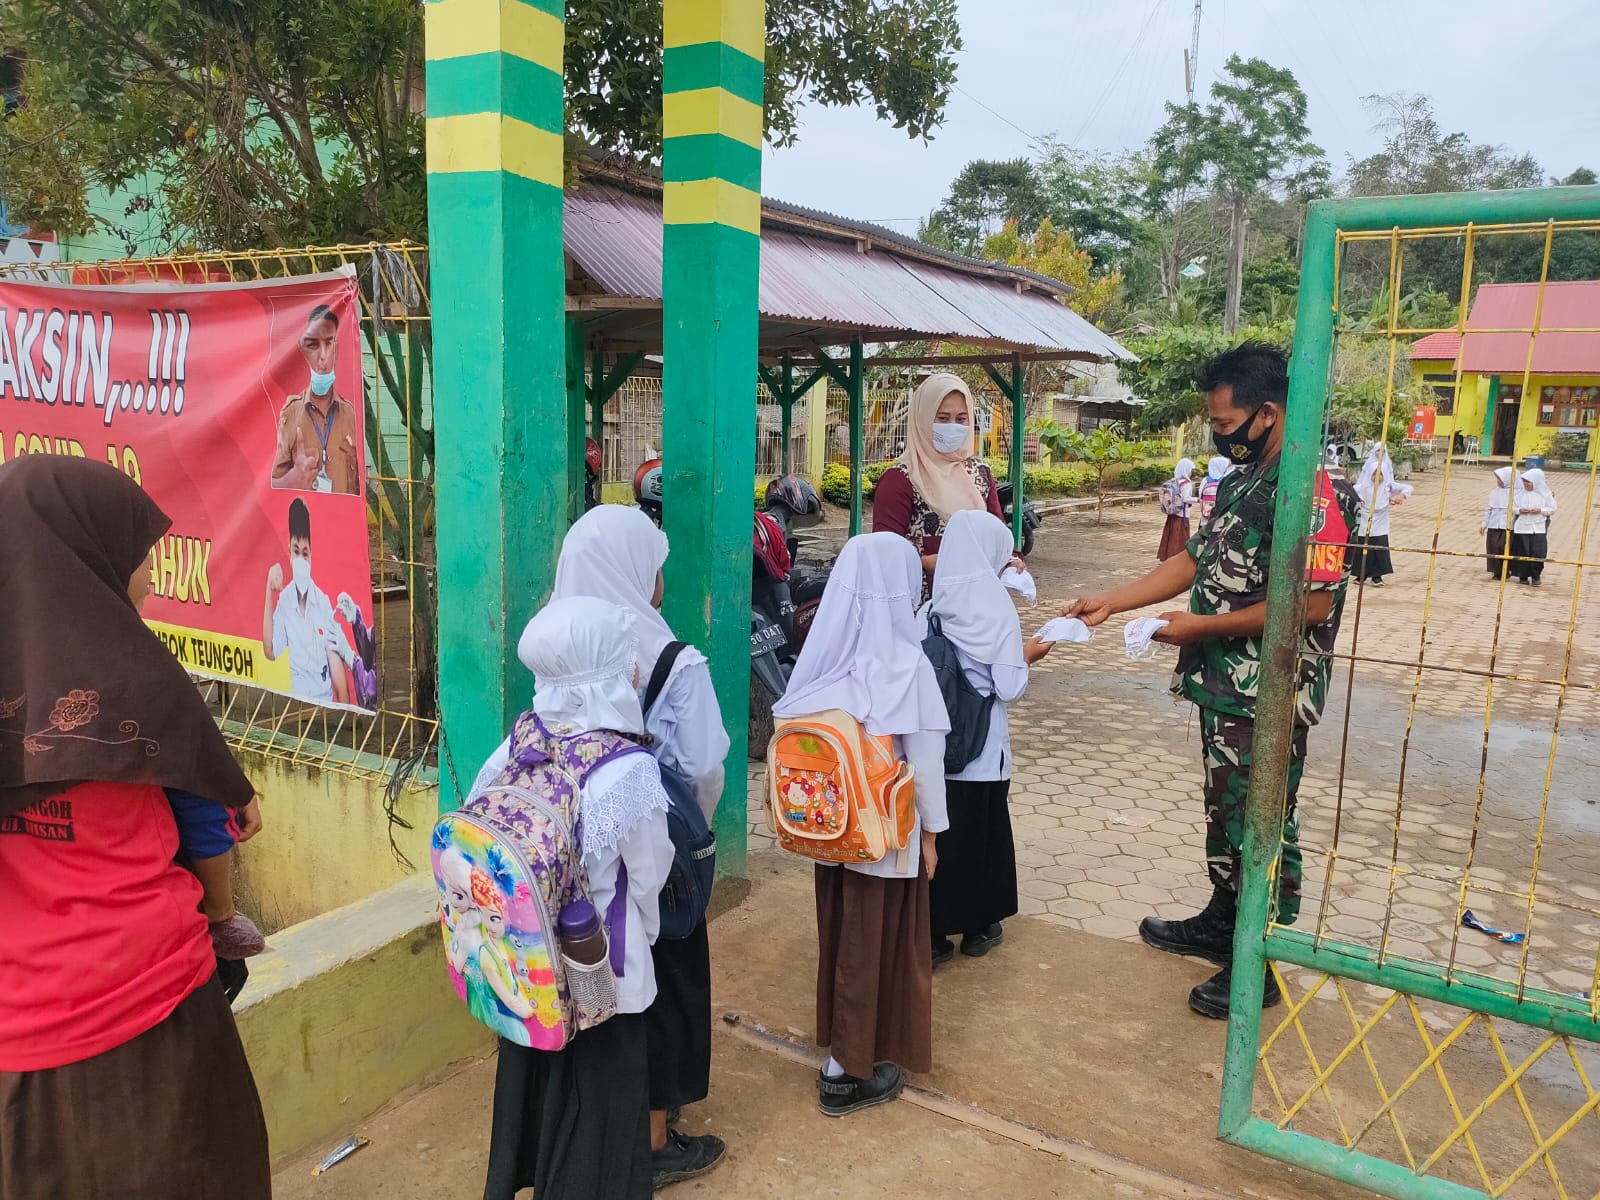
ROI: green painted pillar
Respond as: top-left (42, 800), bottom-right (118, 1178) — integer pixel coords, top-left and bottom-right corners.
top-left (566, 317), bottom-right (589, 522)
top-left (426, 0), bottom-right (569, 808)
top-left (848, 338), bottom-right (865, 535)
top-left (1482, 375), bottom-right (1500, 450)
top-left (661, 0), bottom-right (765, 876)
top-left (1008, 354), bottom-right (1026, 547)
top-left (779, 355), bottom-right (795, 475)
top-left (589, 346), bottom-right (606, 447)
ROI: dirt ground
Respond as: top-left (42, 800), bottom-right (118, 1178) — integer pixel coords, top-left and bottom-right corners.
top-left (276, 467), bottom-right (1600, 1198)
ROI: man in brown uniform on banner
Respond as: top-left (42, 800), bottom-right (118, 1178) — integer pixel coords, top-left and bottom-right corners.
top-left (271, 304), bottom-right (359, 494)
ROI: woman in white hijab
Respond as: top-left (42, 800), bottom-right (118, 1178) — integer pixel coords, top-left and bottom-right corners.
top-left (872, 372), bottom-right (1008, 595)
top-left (1480, 466), bottom-right (1514, 577)
top-left (478, 598), bottom-right (675, 1200)
top-left (549, 503), bottom-right (728, 1185)
top-left (772, 532), bottom-right (950, 1117)
top-left (1511, 467), bottom-right (1557, 586)
top-left (1352, 444), bottom-right (1411, 586)
top-left (923, 510), bottom-right (1055, 966)
top-left (1157, 458), bottom-right (1198, 561)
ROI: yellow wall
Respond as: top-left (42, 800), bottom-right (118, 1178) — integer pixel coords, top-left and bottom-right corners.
top-left (1410, 363), bottom-right (1600, 464)
top-left (233, 745), bottom-right (437, 934)
top-left (1513, 374), bottom-right (1600, 464)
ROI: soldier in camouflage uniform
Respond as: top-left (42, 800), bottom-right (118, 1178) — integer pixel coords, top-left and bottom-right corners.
top-left (1063, 343), bottom-right (1359, 1019)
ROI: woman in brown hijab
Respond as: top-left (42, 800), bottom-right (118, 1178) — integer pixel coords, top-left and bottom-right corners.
top-left (0, 456), bottom-right (270, 1200)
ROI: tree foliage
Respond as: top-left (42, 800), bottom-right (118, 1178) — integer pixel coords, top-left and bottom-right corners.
top-left (980, 218), bottom-right (1124, 326)
top-left (1119, 322), bottom-right (1293, 434)
top-left (0, 0), bottom-right (962, 250)
top-left (924, 157), bottom-right (1046, 255)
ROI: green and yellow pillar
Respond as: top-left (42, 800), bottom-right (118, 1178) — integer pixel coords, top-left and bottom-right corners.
top-left (661, 0), bottom-right (765, 874)
top-left (425, 0), bottom-right (569, 807)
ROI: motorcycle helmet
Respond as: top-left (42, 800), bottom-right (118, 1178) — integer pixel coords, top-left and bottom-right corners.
top-left (752, 511), bottom-right (792, 581)
top-left (633, 457), bottom-right (664, 508)
top-left (764, 473), bottom-right (823, 522)
top-left (585, 437), bottom-right (602, 477)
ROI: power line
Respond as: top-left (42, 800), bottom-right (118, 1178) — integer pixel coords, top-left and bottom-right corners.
top-left (953, 84), bottom-right (1041, 145)
top-left (1068, 0), bottom-right (1171, 149)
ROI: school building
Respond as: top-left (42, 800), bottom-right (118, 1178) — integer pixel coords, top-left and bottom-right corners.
top-left (1411, 279), bottom-right (1600, 466)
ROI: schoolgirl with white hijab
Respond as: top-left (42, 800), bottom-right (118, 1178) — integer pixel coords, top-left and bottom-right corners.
top-left (1352, 444), bottom-right (1412, 585)
top-left (773, 532), bottom-right (950, 1117)
top-left (540, 503), bottom-right (731, 1185)
top-left (1480, 466), bottom-right (1514, 576)
top-left (477, 598), bottom-right (674, 1200)
top-left (1512, 467), bottom-right (1558, 585)
top-left (921, 510), bottom-right (1055, 965)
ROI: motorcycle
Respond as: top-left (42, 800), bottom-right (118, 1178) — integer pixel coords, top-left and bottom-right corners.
top-left (584, 438), bottom-right (602, 511)
top-left (997, 480), bottom-right (1041, 557)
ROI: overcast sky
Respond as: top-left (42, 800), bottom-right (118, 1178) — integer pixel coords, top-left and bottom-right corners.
top-left (762, 0), bottom-right (1597, 231)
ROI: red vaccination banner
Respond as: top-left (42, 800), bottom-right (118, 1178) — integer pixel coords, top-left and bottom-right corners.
top-left (0, 267), bottom-right (378, 712)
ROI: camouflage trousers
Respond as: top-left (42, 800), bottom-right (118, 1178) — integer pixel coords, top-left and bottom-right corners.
top-left (1199, 708), bottom-right (1306, 926)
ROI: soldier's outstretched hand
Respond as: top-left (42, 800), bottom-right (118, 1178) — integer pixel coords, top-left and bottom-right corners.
top-left (1062, 595), bottom-right (1113, 627)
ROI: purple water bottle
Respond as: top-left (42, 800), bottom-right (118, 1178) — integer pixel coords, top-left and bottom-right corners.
top-left (558, 900), bottom-right (617, 1024)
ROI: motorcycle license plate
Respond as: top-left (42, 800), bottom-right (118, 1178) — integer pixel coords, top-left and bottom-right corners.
top-left (750, 622), bottom-right (787, 656)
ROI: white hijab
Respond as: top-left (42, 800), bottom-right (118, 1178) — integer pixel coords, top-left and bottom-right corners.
top-left (1173, 457), bottom-right (1196, 482)
top-left (1356, 444), bottom-right (1394, 513)
top-left (1522, 467), bottom-right (1555, 506)
top-left (927, 510), bottom-right (1024, 670)
top-left (517, 597), bottom-right (645, 737)
top-left (551, 504), bottom-right (675, 667)
top-left (773, 532), bottom-right (950, 738)
top-left (1205, 456), bottom-right (1231, 482)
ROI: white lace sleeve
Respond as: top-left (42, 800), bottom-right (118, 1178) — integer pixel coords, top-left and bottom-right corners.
top-left (581, 754), bottom-right (672, 861)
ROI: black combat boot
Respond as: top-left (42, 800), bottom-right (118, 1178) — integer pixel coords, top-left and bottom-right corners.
top-left (1187, 963), bottom-right (1283, 1020)
top-left (1138, 885), bottom-right (1237, 966)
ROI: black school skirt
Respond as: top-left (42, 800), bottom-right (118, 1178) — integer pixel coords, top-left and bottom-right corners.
top-left (644, 919), bottom-right (713, 1111)
top-left (483, 1015), bottom-right (652, 1200)
top-left (928, 778), bottom-right (1019, 940)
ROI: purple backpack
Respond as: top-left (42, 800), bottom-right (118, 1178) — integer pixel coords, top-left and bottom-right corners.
top-left (431, 712), bottom-right (648, 1049)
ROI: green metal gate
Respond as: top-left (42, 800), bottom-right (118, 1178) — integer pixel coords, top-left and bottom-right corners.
top-left (1220, 185), bottom-right (1600, 1199)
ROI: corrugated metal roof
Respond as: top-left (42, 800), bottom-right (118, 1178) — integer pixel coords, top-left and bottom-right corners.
top-left (563, 182), bottom-right (1135, 361)
top-left (1459, 282), bottom-right (1600, 375)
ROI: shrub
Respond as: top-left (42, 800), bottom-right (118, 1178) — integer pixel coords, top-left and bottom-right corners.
top-left (820, 462), bottom-right (852, 507)
top-left (1119, 463), bottom-right (1176, 488)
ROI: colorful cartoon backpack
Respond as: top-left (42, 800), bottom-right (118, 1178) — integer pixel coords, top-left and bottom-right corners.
top-left (431, 712), bottom-right (649, 1049)
top-left (1158, 478), bottom-right (1188, 516)
top-left (766, 710), bottom-right (916, 871)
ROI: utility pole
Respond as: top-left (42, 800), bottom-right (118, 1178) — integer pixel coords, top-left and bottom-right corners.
top-left (1184, 0), bottom-right (1201, 105)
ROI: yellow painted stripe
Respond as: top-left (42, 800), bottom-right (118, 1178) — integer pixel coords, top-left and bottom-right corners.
top-left (662, 88), bottom-right (763, 148)
top-left (426, 0), bottom-right (564, 75)
top-left (663, 178), bottom-right (762, 236)
top-left (426, 113), bottom-right (563, 186)
top-left (663, 0), bottom-right (765, 61)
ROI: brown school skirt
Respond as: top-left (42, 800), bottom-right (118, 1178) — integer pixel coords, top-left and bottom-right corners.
top-left (814, 861), bottom-right (933, 1080)
top-left (1157, 513), bottom-right (1191, 561)
top-left (0, 975), bottom-right (269, 1200)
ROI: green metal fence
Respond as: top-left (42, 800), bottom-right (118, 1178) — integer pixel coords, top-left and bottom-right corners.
top-left (1220, 185), bottom-right (1600, 1199)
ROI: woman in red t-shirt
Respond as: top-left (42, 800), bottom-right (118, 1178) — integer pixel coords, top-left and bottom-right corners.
top-left (872, 373), bottom-right (1010, 598)
top-left (0, 457), bottom-right (270, 1200)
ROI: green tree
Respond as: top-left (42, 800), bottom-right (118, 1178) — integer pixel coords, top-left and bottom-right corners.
top-left (0, 0), bottom-right (962, 248)
top-left (981, 218), bottom-right (1124, 327)
top-left (924, 157), bottom-right (1047, 255)
top-left (1147, 55), bottom-right (1327, 334)
top-left (1030, 422), bottom-right (1168, 521)
top-left (1119, 322), bottom-right (1293, 434)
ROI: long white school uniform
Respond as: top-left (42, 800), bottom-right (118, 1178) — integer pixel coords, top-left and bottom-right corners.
top-left (640, 646), bottom-right (727, 820)
top-left (1512, 489), bottom-right (1556, 533)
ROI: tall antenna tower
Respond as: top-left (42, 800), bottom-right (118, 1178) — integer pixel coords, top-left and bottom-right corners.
top-left (1184, 0), bottom-right (1202, 104)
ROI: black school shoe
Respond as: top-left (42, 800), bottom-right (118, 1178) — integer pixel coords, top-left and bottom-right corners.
top-left (817, 1063), bottom-right (905, 1117)
top-left (960, 923), bottom-right (1004, 957)
top-left (932, 937), bottom-right (956, 967)
top-left (652, 1129), bottom-right (726, 1189)
top-left (1188, 963), bottom-right (1283, 1020)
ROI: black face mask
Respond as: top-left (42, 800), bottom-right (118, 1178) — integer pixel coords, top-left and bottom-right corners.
top-left (1213, 405), bottom-right (1274, 465)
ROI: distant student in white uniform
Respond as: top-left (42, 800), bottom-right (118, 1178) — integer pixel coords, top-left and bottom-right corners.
top-left (773, 533), bottom-right (950, 1117)
top-left (472, 598), bottom-right (675, 1200)
top-left (261, 497), bottom-right (355, 703)
top-left (1480, 466), bottom-right (1513, 577)
top-left (1511, 467), bottom-right (1558, 586)
top-left (1352, 444), bottom-right (1411, 586)
top-left (921, 510), bottom-right (1055, 965)
top-left (547, 504), bottom-right (729, 1188)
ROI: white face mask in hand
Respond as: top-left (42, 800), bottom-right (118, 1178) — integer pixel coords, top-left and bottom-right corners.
top-left (1124, 616), bottom-right (1169, 660)
top-left (931, 422), bottom-right (970, 455)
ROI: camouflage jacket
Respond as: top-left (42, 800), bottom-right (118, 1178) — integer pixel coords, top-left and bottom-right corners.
top-left (1172, 458), bottom-right (1360, 727)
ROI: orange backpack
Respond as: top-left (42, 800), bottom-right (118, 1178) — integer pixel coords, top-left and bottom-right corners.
top-left (766, 710), bottom-right (917, 871)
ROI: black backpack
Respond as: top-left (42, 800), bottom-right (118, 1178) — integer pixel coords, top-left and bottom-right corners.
top-left (921, 613), bottom-right (996, 775)
top-left (642, 642), bottom-right (717, 939)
